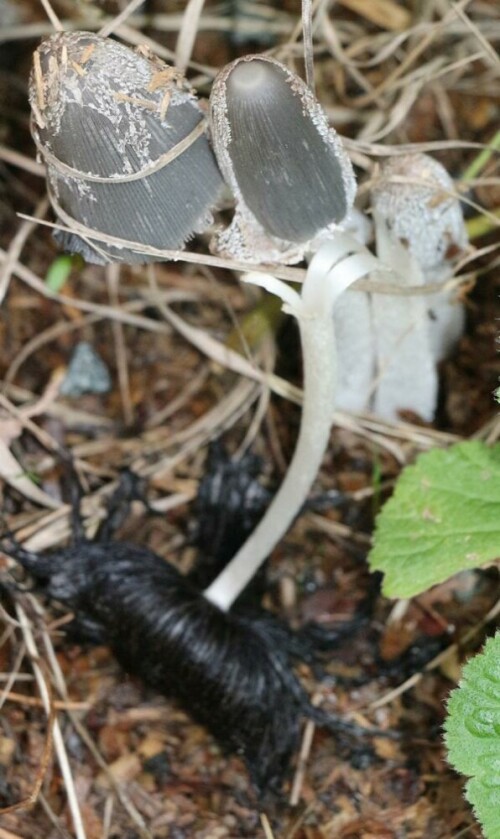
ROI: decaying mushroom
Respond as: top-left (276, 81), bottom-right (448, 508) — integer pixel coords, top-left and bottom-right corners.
top-left (209, 54), bottom-right (356, 263)
top-left (29, 32), bottom-right (224, 263)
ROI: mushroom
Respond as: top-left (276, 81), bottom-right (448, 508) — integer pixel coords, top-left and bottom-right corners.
top-left (210, 61), bottom-right (467, 421)
top-left (29, 32), bottom-right (224, 264)
top-left (209, 54), bottom-right (356, 263)
top-left (372, 153), bottom-right (467, 364)
top-left (205, 235), bottom-right (379, 608)
top-left (354, 153), bottom-right (468, 422)
top-left (208, 54), bottom-right (380, 412)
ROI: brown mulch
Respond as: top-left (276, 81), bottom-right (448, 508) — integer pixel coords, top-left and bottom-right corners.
top-left (0, 0), bottom-right (499, 837)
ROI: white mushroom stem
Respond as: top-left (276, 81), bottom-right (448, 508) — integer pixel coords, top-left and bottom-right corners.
top-left (313, 210), bottom-right (376, 414)
top-left (204, 235), bottom-right (379, 612)
top-left (371, 215), bottom-right (438, 422)
top-left (325, 155), bottom-right (468, 422)
top-left (331, 288), bottom-right (375, 413)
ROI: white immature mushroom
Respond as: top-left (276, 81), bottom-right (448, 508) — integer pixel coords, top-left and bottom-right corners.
top-left (29, 32), bottom-right (224, 264)
top-left (204, 235), bottom-right (379, 611)
top-left (332, 154), bottom-right (468, 421)
top-left (372, 153), bottom-right (468, 360)
top-left (209, 55), bottom-right (356, 263)
top-left (370, 153), bottom-right (468, 421)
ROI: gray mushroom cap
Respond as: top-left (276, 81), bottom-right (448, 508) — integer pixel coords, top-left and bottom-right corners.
top-left (209, 55), bottom-right (356, 258)
top-left (30, 32), bottom-right (224, 264)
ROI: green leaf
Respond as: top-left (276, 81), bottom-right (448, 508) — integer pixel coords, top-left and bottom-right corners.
top-left (445, 633), bottom-right (500, 839)
top-left (45, 254), bottom-right (77, 292)
top-left (368, 441), bottom-right (500, 598)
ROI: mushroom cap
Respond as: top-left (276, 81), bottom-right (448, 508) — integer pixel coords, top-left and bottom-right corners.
top-left (30, 32), bottom-right (224, 263)
top-left (210, 55), bottom-right (356, 247)
top-left (372, 153), bottom-right (467, 272)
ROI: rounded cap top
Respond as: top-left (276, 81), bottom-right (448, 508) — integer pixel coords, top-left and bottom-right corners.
top-left (226, 60), bottom-right (271, 96)
top-left (210, 55), bottom-right (356, 245)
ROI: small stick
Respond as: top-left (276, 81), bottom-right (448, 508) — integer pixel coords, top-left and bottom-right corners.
top-left (289, 713), bottom-right (317, 805)
top-left (99, 0), bottom-right (146, 38)
top-left (0, 145), bottom-right (45, 176)
top-left (107, 265), bottom-right (134, 427)
top-left (260, 814), bottom-right (276, 839)
top-left (1, 690), bottom-right (89, 710)
top-left (302, 0), bottom-right (315, 93)
top-left (175, 0), bottom-right (207, 71)
top-left (38, 0), bottom-right (63, 31)
top-left (369, 595), bottom-right (500, 711)
top-left (0, 197), bottom-right (49, 306)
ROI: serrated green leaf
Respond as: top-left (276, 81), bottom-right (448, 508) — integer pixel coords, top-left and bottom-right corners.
top-left (368, 441), bottom-right (500, 598)
top-left (445, 634), bottom-right (500, 839)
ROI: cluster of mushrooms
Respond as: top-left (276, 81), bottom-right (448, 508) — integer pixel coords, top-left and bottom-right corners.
top-left (17, 31), bottom-right (469, 789)
top-left (30, 31), bottom-right (468, 422)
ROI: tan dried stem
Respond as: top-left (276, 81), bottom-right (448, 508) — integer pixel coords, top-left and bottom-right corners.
top-left (98, 0), bottom-right (147, 38)
top-left (107, 264), bottom-right (134, 427)
top-left (175, 0), bottom-right (207, 71)
top-left (38, 0), bottom-right (62, 32)
top-left (0, 197), bottom-right (49, 305)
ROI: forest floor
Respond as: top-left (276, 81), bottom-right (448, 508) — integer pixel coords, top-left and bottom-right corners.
top-left (0, 0), bottom-right (499, 837)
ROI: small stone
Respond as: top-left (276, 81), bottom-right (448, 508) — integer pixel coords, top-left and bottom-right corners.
top-left (60, 341), bottom-right (111, 397)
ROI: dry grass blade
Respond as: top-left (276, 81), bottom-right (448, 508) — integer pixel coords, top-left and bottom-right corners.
top-left (289, 703), bottom-right (318, 806)
top-left (0, 601), bottom-right (84, 835)
top-left (145, 273), bottom-right (307, 407)
top-left (0, 441), bottom-right (61, 509)
top-left (0, 198), bottom-right (48, 305)
top-left (452, 0), bottom-right (500, 66)
top-left (260, 813), bottom-right (276, 839)
top-left (0, 146), bottom-right (45, 176)
top-left (0, 643), bottom-right (27, 714)
top-left (3, 315), bottom-right (102, 387)
top-left (301, 0), bottom-right (315, 93)
top-left (14, 213), bottom-right (481, 296)
top-left (107, 264), bottom-right (134, 426)
top-left (0, 247), bottom-right (197, 330)
top-left (30, 596), bottom-right (154, 839)
top-left (369, 597), bottom-right (500, 711)
top-left (337, 0), bottom-right (412, 31)
top-left (1, 690), bottom-right (89, 710)
top-left (175, 0), bottom-right (208, 71)
top-left (38, 0), bottom-right (62, 31)
top-left (98, 0), bottom-right (146, 38)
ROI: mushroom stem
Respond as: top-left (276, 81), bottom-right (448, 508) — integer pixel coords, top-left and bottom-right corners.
top-left (204, 235), bottom-right (379, 612)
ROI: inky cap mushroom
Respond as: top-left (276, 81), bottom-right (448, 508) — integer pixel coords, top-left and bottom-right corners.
top-left (30, 32), bottom-right (224, 264)
top-left (209, 55), bottom-right (356, 262)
